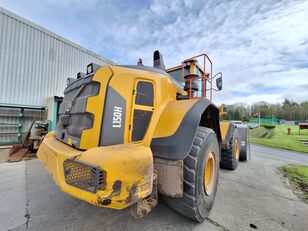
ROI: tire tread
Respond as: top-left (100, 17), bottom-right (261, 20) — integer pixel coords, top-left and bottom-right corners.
top-left (164, 127), bottom-right (217, 222)
top-left (220, 132), bottom-right (239, 170)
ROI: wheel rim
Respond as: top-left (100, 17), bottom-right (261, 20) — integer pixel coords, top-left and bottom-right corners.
top-left (204, 150), bottom-right (217, 195)
top-left (234, 139), bottom-right (240, 160)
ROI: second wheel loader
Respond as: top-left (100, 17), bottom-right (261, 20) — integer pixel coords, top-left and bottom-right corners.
top-left (37, 51), bottom-right (249, 222)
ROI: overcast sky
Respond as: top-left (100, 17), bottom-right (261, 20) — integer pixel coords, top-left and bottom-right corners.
top-left (1, 0), bottom-right (308, 105)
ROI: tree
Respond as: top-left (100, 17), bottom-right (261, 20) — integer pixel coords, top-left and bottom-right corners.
top-left (224, 99), bottom-right (308, 122)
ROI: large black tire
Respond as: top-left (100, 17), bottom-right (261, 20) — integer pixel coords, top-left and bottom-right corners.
top-left (163, 127), bottom-right (220, 222)
top-left (239, 141), bottom-right (250, 161)
top-left (220, 129), bottom-right (240, 170)
top-left (238, 126), bottom-right (250, 161)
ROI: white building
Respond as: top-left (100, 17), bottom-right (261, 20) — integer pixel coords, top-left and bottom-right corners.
top-left (0, 7), bottom-right (114, 144)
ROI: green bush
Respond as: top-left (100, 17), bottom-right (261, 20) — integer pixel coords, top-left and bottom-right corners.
top-left (260, 123), bottom-right (276, 129)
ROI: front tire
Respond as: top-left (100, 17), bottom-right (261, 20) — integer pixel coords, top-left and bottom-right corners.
top-left (163, 127), bottom-right (220, 222)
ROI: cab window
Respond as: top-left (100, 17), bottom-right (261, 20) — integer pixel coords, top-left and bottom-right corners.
top-left (132, 81), bottom-right (154, 141)
top-left (135, 81), bottom-right (154, 106)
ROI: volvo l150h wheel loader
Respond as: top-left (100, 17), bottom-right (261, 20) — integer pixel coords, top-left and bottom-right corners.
top-left (37, 51), bottom-right (249, 222)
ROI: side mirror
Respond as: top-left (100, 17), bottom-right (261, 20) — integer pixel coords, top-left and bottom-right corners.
top-left (213, 72), bottom-right (222, 91)
top-left (216, 76), bottom-right (222, 91)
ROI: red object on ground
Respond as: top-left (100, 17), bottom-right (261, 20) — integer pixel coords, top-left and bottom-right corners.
top-left (8, 148), bottom-right (28, 162)
top-left (287, 127), bottom-right (291, 135)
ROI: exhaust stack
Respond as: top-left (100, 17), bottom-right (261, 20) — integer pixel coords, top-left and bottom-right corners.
top-left (153, 50), bottom-right (165, 70)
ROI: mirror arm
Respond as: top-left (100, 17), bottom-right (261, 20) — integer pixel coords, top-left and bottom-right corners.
top-left (206, 88), bottom-right (220, 91)
top-left (213, 72), bottom-right (222, 79)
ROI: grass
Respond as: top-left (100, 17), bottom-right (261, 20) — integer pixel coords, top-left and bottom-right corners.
top-left (250, 125), bottom-right (308, 154)
top-left (280, 165), bottom-right (308, 201)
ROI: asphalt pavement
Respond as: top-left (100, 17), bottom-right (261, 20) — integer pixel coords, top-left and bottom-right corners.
top-left (0, 145), bottom-right (307, 231)
top-left (251, 144), bottom-right (308, 164)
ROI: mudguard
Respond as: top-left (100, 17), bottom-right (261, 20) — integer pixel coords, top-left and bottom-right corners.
top-left (151, 97), bottom-right (221, 160)
top-left (221, 123), bottom-right (236, 149)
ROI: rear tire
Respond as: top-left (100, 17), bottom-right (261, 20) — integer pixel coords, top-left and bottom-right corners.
top-left (239, 128), bottom-right (250, 161)
top-left (239, 143), bottom-right (248, 161)
top-left (163, 127), bottom-right (219, 222)
top-left (220, 129), bottom-right (240, 170)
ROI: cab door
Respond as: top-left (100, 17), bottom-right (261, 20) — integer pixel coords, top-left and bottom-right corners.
top-left (130, 80), bottom-right (155, 142)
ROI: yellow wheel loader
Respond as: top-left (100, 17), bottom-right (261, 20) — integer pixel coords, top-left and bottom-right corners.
top-left (37, 51), bottom-right (249, 222)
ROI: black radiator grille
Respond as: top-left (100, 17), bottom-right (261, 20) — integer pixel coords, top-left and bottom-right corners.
top-left (63, 159), bottom-right (105, 193)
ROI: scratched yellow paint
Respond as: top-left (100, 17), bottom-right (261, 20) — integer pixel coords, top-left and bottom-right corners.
top-left (37, 135), bottom-right (153, 209)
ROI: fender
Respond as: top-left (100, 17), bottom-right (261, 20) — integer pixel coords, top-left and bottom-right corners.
top-left (151, 97), bottom-right (221, 160)
top-left (221, 122), bottom-right (236, 149)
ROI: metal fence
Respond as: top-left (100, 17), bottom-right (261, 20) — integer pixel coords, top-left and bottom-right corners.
top-left (0, 104), bottom-right (46, 145)
top-left (249, 117), bottom-right (281, 124)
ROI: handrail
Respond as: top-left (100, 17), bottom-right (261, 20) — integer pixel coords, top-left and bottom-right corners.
top-left (181, 53), bottom-right (213, 100)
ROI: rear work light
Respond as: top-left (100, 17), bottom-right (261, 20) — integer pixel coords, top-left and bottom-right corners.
top-left (86, 63), bottom-right (102, 75)
top-left (87, 64), bottom-right (93, 74)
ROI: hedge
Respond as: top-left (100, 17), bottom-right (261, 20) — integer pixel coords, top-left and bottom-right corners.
top-left (260, 123), bottom-right (276, 129)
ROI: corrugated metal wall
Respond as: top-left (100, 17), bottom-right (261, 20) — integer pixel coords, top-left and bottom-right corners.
top-left (0, 7), bottom-right (114, 145)
top-left (0, 7), bottom-right (114, 106)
